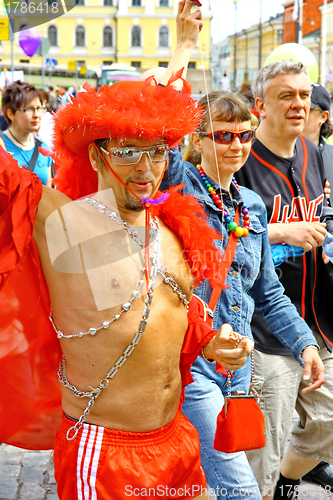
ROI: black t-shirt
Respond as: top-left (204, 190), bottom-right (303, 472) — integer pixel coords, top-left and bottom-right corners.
top-left (236, 135), bottom-right (332, 354)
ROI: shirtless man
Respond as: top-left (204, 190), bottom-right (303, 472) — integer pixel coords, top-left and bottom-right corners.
top-left (0, 2), bottom-right (256, 499)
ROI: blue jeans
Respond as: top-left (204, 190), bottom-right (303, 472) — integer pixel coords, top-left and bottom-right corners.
top-left (182, 356), bottom-right (262, 500)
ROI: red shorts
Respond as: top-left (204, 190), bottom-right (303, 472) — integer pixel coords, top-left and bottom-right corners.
top-left (54, 412), bottom-right (207, 499)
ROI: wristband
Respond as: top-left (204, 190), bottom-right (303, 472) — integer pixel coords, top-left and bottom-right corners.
top-left (201, 346), bottom-right (215, 363)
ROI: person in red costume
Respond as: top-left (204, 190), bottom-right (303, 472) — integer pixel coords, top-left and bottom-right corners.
top-left (0, 2), bottom-right (255, 499)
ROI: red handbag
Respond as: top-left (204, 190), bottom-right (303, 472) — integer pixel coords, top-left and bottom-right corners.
top-left (207, 207), bottom-right (266, 454)
top-left (213, 352), bottom-right (266, 453)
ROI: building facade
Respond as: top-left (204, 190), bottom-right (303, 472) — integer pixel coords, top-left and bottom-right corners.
top-left (0, 0), bottom-right (211, 90)
top-left (228, 13), bottom-right (283, 89)
top-left (282, 0), bottom-right (333, 88)
top-left (210, 38), bottom-right (231, 91)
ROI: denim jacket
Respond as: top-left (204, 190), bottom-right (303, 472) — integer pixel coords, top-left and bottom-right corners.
top-left (160, 149), bottom-right (318, 364)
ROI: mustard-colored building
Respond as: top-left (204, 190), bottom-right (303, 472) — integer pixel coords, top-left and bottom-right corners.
top-left (229, 13), bottom-right (283, 88)
top-left (0, 0), bottom-right (211, 90)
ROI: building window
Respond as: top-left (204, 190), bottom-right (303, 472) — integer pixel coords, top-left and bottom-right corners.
top-left (131, 26), bottom-right (141, 47)
top-left (48, 25), bottom-right (58, 46)
top-left (75, 25), bottom-right (85, 47)
top-left (132, 0), bottom-right (141, 5)
top-left (103, 26), bottom-right (113, 47)
top-left (188, 62), bottom-right (196, 69)
top-left (277, 29), bottom-right (283, 44)
top-left (131, 61), bottom-right (141, 68)
top-left (159, 26), bottom-right (168, 47)
top-left (158, 61), bottom-right (168, 68)
top-left (104, 0), bottom-right (112, 4)
top-left (160, 0), bottom-right (168, 5)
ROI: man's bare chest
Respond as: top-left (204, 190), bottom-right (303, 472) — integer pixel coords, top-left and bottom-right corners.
top-left (35, 198), bottom-right (193, 327)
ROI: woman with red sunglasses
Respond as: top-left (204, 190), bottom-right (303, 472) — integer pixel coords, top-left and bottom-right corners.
top-left (160, 91), bottom-right (323, 500)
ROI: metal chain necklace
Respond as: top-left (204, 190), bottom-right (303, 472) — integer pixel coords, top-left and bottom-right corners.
top-left (56, 198), bottom-right (189, 441)
top-left (83, 197), bottom-right (157, 248)
top-left (49, 198), bottom-right (160, 339)
top-left (60, 234), bottom-right (159, 441)
top-left (160, 265), bottom-right (190, 312)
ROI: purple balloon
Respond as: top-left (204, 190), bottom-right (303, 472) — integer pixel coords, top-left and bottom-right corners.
top-left (18, 27), bottom-right (41, 57)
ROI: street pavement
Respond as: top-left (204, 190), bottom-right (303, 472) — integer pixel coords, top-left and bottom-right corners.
top-left (0, 445), bottom-right (58, 500)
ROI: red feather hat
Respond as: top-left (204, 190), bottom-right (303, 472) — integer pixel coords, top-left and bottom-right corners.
top-left (53, 77), bottom-right (202, 200)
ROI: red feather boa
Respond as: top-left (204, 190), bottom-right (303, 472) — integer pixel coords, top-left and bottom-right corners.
top-left (151, 185), bottom-right (224, 289)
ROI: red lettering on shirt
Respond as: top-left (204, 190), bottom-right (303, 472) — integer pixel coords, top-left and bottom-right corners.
top-left (269, 194), bottom-right (324, 224)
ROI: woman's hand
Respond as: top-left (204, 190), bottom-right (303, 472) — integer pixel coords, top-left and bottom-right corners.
top-left (160, 0), bottom-right (203, 88)
top-left (176, 0), bottom-right (203, 50)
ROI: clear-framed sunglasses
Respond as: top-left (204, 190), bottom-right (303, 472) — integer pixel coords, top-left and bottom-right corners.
top-left (17, 107), bottom-right (46, 116)
top-left (100, 144), bottom-right (169, 165)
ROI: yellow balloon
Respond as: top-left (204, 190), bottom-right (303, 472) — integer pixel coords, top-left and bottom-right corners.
top-left (264, 43), bottom-right (319, 83)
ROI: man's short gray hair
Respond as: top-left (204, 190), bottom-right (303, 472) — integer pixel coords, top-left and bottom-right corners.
top-left (252, 60), bottom-right (309, 101)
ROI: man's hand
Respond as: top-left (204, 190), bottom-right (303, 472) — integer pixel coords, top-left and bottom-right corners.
top-left (268, 221), bottom-right (326, 251)
top-left (301, 347), bottom-right (325, 393)
top-left (176, 0), bottom-right (203, 50)
top-left (203, 324), bottom-right (254, 371)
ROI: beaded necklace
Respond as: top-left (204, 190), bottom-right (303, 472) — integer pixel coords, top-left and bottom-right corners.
top-left (196, 164), bottom-right (250, 238)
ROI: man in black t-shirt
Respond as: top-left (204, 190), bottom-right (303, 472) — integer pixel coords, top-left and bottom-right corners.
top-left (236, 61), bottom-right (333, 500)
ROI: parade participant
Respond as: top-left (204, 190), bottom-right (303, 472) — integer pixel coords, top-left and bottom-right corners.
top-left (1, 80), bottom-right (53, 185)
top-left (0, 2), bottom-right (257, 498)
top-left (160, 90), bottom-right (325, 500)
top-left (302, 82), bottom-right (333, 203)
top-left (235, 61), bottom-right (333, 500)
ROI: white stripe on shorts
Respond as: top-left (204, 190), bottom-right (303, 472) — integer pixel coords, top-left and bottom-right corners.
top-left (90, 427), bottom-right (104, 500)
top-left (77, 423), bottom-right (104, 500)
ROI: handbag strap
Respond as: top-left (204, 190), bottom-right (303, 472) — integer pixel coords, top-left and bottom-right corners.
top-left (207, 206), bottom-right (240, 323)
top-left (27, 137), bottom-right (43, 172)
top-left (226, 350), bottom-right (256, 397)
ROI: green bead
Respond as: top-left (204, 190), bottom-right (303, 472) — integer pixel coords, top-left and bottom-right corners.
top-left (206, 183), bottom-right (211, 188)
top-left (228, 221), bottom-right (238, 231)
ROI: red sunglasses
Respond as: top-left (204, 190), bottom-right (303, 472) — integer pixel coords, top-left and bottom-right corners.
top-left (198, 130), bottom-right (254, 144)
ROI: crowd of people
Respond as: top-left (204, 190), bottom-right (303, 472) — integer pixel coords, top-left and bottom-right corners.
top-left (1, 1), bottom-right (333, 499)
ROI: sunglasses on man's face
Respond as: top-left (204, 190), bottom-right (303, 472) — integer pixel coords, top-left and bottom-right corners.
top-left (100, 144), bottom-right (169, 165)
top-left (198, 130), bottom-right (254, 144)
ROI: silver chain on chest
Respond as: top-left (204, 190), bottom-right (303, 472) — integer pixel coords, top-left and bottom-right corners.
top-left (55, 198), bottom-right (190, 440)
